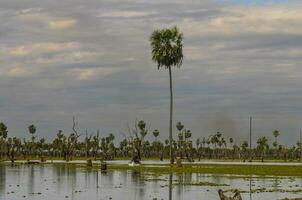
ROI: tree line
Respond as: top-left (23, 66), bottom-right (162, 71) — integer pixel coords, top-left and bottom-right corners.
top-left (0, 120), bottom-right (301, 163)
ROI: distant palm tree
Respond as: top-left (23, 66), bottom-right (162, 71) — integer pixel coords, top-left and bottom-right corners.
top-left (0, 122), bottom-right (8, 159)
top-left (272, 130), bottom-right (280, 144)
top-left (150, 26), bottom-right (183, 164)
top-left (241, 141), bottom-right (249, 161)
top-left (152, 129), bottom-right (160, 158)
top-left (153, 129), bottom-right (159, 139)
top-left (229, 138), bottom-right (234, 147)
top-left (0, 122), bottom-right (8, 139)
top-left (28, 124), bottom-right (36, 139)
top-left (257, 136), bottom-right (269, 162)
top-left (28, 124), bottom-right (36, 156)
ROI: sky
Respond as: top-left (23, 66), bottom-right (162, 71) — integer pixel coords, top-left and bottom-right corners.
top-left (0, 0), bottom-right (302, 146)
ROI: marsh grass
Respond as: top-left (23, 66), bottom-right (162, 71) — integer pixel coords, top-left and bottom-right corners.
top-left (174, 181), bottom-right (229, 187)
top-left (107, 164), bottom-right (302, 177)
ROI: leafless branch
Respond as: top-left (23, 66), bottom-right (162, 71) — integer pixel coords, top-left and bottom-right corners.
top-left (72, 116), bottom-right (82, 138)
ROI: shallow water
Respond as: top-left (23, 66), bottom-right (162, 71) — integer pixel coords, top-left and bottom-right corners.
top-left (0, 164), bottom-right (302, 200)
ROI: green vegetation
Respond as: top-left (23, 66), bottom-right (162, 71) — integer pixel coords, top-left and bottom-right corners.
top-left (106, 164), bottom-right (302, 177)
top-left (174, 181), bottom-right (229, 187)
top-left (225, 188), bottom-right (302, 194)
top-left (282, 199), bottom-right (302, 200)
top-left (3, 160), bottom-right (302, 177)
top-left (0, 118), bottom-right (302, 163)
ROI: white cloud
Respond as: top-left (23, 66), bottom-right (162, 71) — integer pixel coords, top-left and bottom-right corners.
top-left (9, 46), bottom-right (30, 56)
top-left (49, 19), bottom-right (77, 29)
top-left (16, 12), bottom-right (77, 29)
top-left (98, 10), bottom-right (156, 18)
top-left (68, 67), bottom-right (122, 80)
top-left (16, 12), bottom-right (49, 22)
top-left (0, 65), bottom-right (36, 78)
top-left (35, 51), bottom-right (100, 65)
top-left (8, 42), bottom-right (80, 57)
top-left (180, 5), bottom-right (302, 36)
top-left (21, 8), bottom-right (43, 14)
top-left (7, 66), bottom-right (28, 77)
top-left (184, 46), bottom-right (211, 61)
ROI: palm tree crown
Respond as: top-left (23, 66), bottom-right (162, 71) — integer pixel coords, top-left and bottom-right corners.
top-left (150, 26), bottom-right (183, 69)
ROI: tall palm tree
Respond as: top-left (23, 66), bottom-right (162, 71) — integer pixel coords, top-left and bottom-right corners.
top-left (28, 124), bottom-right (36, 156)
top-left (150, 26), bottom-right (183, 164)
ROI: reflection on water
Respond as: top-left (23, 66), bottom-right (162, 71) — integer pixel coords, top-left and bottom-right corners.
top-left (0, 164), bottom-right (5, 196)
top-left (169, 173), bottom-right (173, 200)
top-left (0, 164), bottom-right (302, 200)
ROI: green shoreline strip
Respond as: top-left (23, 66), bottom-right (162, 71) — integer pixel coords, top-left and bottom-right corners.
top-left (107, 164), bottom-right (302, 177)
top-left (2, 162), bottom-right (302, 177)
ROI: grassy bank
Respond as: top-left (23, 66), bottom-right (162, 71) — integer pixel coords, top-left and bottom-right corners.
top-left (107, 163), bottom-right (302, 177)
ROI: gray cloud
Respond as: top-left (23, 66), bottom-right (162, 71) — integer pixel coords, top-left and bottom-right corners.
top-left (0, 0), bottom-right (301, 145)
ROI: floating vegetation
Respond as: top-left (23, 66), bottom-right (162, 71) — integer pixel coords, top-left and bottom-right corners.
top-left (281, 199), bottom-right (302, 200)
top-left (143, 178), bottom-right (167, 182)
top-left (29, 192), bottom-right (42, 195)
top-left (224, 188), bottom-right (302, 194)
top-left (174, 181), bottom-right (229, 187)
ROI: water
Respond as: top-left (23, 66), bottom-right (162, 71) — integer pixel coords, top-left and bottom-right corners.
top-left (0, 164), bottom-right (302, 200)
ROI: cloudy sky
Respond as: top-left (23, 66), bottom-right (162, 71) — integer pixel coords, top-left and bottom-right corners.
top-left (0, 0), bottom-right (302, 146)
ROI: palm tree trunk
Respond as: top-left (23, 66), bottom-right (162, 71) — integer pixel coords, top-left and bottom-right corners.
top-left (168, 66), bottom-right (173, 164)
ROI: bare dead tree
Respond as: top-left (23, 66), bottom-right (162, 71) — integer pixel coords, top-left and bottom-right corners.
top-left (126, 122), bottom-right (134, 140)
top-left (72, 116), bottom-right (82, 138)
